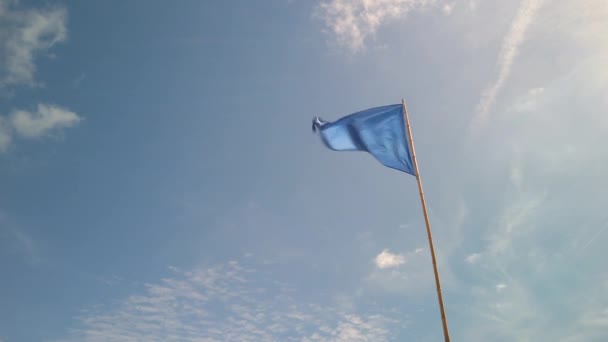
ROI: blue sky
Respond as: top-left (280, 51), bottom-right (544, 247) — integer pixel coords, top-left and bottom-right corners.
top-left (1, 0), bottom-right (607, 340)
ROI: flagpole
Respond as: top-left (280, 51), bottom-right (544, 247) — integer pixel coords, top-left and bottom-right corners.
top-left (402, 98), bottom-right (450, 342)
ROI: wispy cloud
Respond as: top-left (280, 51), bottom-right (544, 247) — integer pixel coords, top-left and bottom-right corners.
top-left (463, 15), bottom-right (608, 331)
top-left (487, 193), bottom-right (544, 258)
top-left (72, 73), bottom-right (86, 88)
top-left (0, 0), bottom-right (67, 87)
top-left (61, 260), bottom-right (399, 341)
top-left (9, 228), bottom-right (38, 264)
top-left (0, 213), bottom-right (39, 264)
top-left (315, 0), bottom-right (436, 52)
top-left (473, 0), bottom-right (544, 125)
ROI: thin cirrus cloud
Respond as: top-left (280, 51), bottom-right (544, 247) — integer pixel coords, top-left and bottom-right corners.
top-left (473, 0), bottom-right (544, 126)
top-left (0, 213), bottom-right (39, 265)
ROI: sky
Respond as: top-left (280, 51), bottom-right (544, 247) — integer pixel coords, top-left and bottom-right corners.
top-left (1, 0), bottom-right (608, 341)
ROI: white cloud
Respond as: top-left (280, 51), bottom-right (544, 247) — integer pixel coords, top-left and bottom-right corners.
top-left (10, 104), bottom-right (81, 139)
top-left (0, 103), bottom-right (81, 152)
top-left (366, 247), bottom-right (434, 296)
top-left (465, 253), bottom-right (480, 264)
top-left (374, 249), bottom-right (405, 269)
top-left (62, 260), bottom-right (399, 341)
top-left (473, 0), bottom-right (544, 125)
top-left (495, 283), bottom-right (507, 292)
top-left (316, 0), bottom-right (436, 52)
top-left (0, 0), bottom-right (67, 87)
top-left (0, 2), bottom-right (77, 153)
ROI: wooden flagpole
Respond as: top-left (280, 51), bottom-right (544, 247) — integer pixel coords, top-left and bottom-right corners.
top-left (402, 98), bottom-right (450, 342)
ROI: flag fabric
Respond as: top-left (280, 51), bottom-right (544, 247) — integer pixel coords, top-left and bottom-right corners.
top-left (312, 104), bottom-right (415, 175)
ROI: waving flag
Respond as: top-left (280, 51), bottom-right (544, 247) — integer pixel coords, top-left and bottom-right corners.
top-left (312, 100), bottom-right (451, 342)
top-left (312, 103), bottom-right (415, 175)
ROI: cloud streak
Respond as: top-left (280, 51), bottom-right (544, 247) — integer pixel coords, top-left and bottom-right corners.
top-left (580, 220), bottom-right (608, 252)
top-left (474, 0), bottom-right (544, 125)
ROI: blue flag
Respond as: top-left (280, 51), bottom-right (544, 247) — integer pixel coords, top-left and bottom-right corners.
top-left (313, 104), bottom-right (415, 175)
